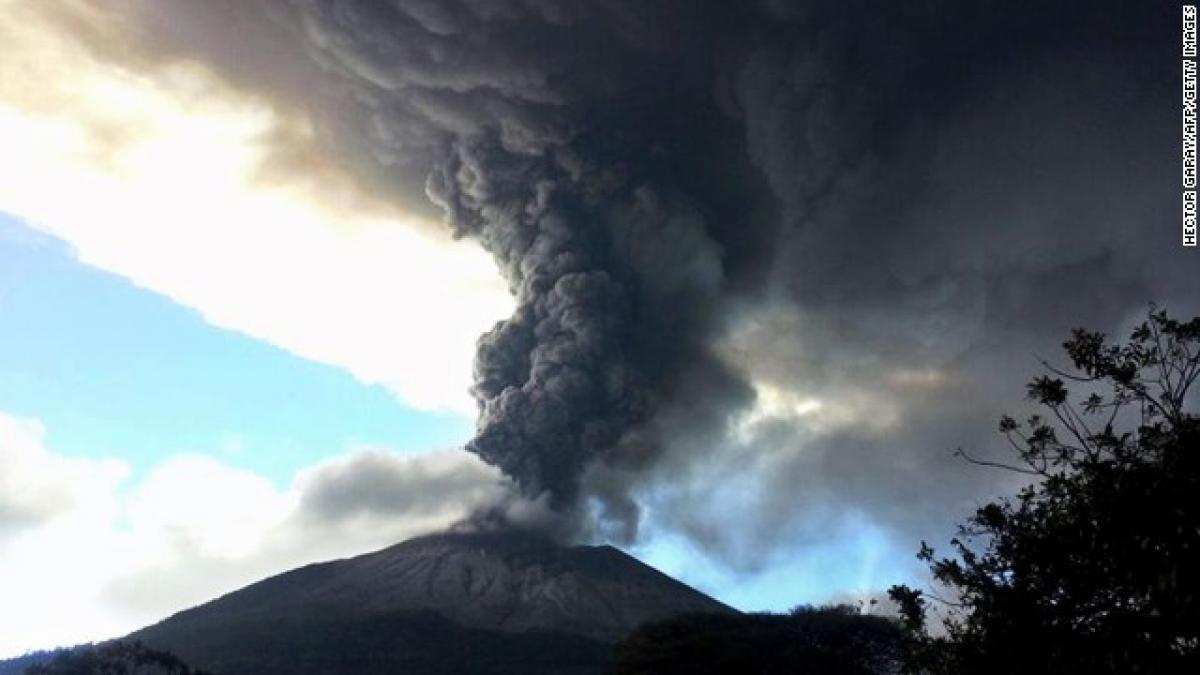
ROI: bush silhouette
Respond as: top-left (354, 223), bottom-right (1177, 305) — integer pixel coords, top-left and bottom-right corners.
top-left (891, 307), bottom-right (1200, 674)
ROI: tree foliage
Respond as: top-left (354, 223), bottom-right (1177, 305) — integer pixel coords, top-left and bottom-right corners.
top-left (891, 308), bottom-right (1200, 674)
top-left (613, 605), bottom-right (904, 675)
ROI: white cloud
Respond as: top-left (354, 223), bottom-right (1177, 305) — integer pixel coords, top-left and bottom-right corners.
top-left (0, 415), bottom-right (127, 541)
top-left (0, 0), bottom-right (512, 413)
top-left (0, 411), bottom-right (505, 658)
top-left (124, 456), bottom-right (290, 562)
top-left (0, 413), bottom-right (134, 656)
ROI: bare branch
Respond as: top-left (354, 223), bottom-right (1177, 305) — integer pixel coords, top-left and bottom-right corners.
top-left (955, 448), bottom-right (1044, 476)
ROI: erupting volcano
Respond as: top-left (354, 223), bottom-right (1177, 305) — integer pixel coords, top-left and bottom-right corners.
top-left (121, 531), bottom-right (733, 675)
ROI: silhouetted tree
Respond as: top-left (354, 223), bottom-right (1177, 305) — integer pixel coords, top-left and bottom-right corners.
top-left (613, 605), bottom-right (904, 675)
top-left (891, 307), bottom-right (1200, 674)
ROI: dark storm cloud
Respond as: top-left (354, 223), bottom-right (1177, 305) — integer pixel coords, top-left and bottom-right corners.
top-left (66, 0), bottom-right (1196, 560)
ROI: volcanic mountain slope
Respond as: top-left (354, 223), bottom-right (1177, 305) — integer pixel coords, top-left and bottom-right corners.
top-left (123, 531), bottom-right (734, 675)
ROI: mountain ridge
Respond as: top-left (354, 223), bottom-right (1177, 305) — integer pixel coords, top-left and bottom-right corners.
top-left (139, 530), bottom-right (732, 642)
top-left (113, 530), bottom-right (734, 674)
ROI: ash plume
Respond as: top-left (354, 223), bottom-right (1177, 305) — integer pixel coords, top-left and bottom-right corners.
top-left (56, 0), bottom-right (1196, 556)
top-left (251, 0), bottom-right (1188, 543)
top-left (274, 0), bottom-right (774, 522)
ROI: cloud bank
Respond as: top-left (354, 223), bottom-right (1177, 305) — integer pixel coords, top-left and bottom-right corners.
top-left (0, 411), bottom-right (503, 657)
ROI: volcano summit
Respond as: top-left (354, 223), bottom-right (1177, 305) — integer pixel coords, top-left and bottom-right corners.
top-left (116, 531), bottom-right (732, 674)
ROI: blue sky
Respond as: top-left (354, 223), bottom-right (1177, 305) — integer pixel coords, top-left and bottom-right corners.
top-left (0, 212), bottom-right (891, 629)
top-left (0, 213), bottom-right (474, 486)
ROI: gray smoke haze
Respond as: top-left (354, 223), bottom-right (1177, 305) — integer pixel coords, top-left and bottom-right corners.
top-left (47, 0), bottom-right (1197, 565)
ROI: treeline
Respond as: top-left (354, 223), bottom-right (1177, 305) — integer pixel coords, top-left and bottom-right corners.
top-left (6, 642), bottom-right (208, 675)
top-left (0, 648), bottom-right (72, 675)
top-left (615, 605), bottom-right (903, 674)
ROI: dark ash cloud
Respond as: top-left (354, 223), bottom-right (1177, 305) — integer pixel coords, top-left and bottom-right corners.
top-left (60, 0), bottom-right (1198, 569)
top-left (270, 0), bottom-right (775, 520)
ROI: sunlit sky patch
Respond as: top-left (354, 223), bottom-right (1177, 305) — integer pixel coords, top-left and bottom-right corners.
top-left (0, 215), bottom-right (474, 485)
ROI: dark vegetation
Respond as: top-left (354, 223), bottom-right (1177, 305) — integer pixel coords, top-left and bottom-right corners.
top-left (890, 308), bottom-right (1200, 673)
top-left (133, 609), bottom-right (611, 675)
top-left (0, 649), bottom-right (72, 675)
top-left (10, 642), bottom-right (208, 675)
top-left (4, 614), bottom-right (609, 675)
top-left (613, 605), bottom-right (903, 675)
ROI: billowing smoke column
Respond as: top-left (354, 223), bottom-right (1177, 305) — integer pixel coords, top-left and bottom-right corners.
top-left (276, 0), bottom-right (1163, 531)
top-left (424, 64), bottom-right (758, 515)
top-left (428, 129), bottom-right (766, 514)
top-left (430, 142), bottom-right (657, 509)
top-left (68, 0), bottom-right (1182, 555)
top-left (283, 0), bottom-right (773, 523)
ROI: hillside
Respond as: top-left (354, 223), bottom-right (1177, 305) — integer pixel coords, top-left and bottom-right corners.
top-left (117, 531), bottom-right (733, 674)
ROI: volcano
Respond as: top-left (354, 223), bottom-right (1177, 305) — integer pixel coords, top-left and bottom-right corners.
top-left (117, 531), bottom-right (733, 674)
